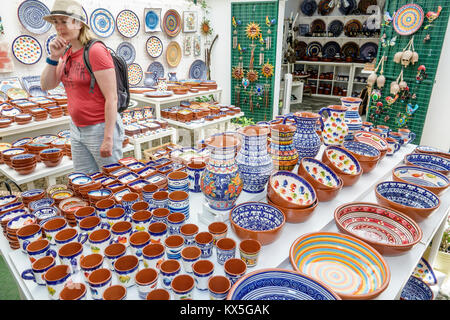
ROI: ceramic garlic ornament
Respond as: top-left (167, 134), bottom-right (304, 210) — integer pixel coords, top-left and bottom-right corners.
top-left (367, 72), bottom-right (378, 86)
top-left (390, 81), bottom-right (400, 95)
top-left (394, 51), bottom-right (403, 64)
top-left (401, 50), bottom-right (413, 67)
top-left (411, 51), bottom-right (419, 64)
top-left (399, 80), bottom-right (408, 90)
top-left (376, 75), bottom-right (386, 88)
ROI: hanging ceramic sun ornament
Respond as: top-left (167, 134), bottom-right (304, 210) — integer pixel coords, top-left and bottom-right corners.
top-left (201, 18), bottom-right (213, 36)
top-left (261, 61), bottom-right (274, 78)
top-left (246, 44), bottom-right (259, 82)
top-left (246, 22), bottom-right (261, 40)
top-left (232, 66), bottom-right (244, 80)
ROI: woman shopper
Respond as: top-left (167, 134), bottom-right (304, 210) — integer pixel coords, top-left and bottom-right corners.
top-left (41, 0), bottom-right (124, 174)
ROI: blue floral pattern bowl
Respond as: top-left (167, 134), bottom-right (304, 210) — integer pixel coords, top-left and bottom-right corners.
top-left (400, 276), bottom-right (433, 300)
top-left (404, 153), bottom-right (450, 176)
top-left (392, 165), bottom-right (449, 195)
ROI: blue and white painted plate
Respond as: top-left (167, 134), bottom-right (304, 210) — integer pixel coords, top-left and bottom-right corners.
top-left (189, 60), bottom-right (207, 80)
top-left (405, 153), bottom-right (450, 174)
top-left (116, 42), bottom-right (136, 65)
top-left (17, 0), bottom-right (51, 34)
top-left (90, 8), bottom-right (115, 38)
top-left (71, 175), bottom-right (93, 186)
top-left (45, 33), bottom-right (57, 56)
top-left (400, 276), bottom-right (433, 300)
top-left (147, 61), bottom-right (165, 79)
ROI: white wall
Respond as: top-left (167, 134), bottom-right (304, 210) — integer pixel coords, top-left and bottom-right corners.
top-left (1, 0), bottom-right (206, 85)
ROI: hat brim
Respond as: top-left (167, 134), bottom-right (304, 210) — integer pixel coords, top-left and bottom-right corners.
top-left (43, 14), bottom-right (89, 29)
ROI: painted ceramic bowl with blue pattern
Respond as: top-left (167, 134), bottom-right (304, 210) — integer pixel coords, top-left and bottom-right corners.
top-left (414, 145), bottom-right (450, 159)
top-left (229, 202), bottom-right (286, 245)
top-left (400, 276), bottom-right (433, 300)
top-left (322, 146), bottom-right (362, 186)
top-left (404, 153), bottom-right (450, 176)
top-left (227, 268), bottom-right (341, 300)
top-left (392, 165), bottom-right (449, 195)
top-left (343, 140), bottom-right (380, 173)
top-left (375, 181), bottom-right (440, 222)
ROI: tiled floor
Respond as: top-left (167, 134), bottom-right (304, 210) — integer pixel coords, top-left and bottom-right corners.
top-left (0, 255), bottom-right (21, 300)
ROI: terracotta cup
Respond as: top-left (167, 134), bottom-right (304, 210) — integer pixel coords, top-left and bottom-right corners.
top-left (146, 288), bottom-right (170, 300)
top-left (129, 231), bottom-right (151, 259)
top-left (80, 253), bottom-right (104, 282)
top-left (95, 198), bottom-right (116, 221)
top-left (181, 246), bottom-right (202, 274)
top-left (59, 283), bottom-right (87, 300)
top-left (164, 234), bottom-right (184, 260)
top-left (151, 208), bottom-right (170, 224)
top-left (208, 222), bottom-right (228, 245)
top-left (216, 238), bottom-right (236, 265)
top-left (16, 223), bottom-right (42, 253)
top-left (104, 243), bottom-right (127, 270)
top-left (44, 264), bottom-right (72, 300)
top-left (152, 191), bottom-right (169, 209)
top-left (135, 268), bottom-right (159, 299)
top-left (180, 223), bottom-right (199, 246)
top-left (54, 227), bottom-right (87, 251)
top-left (26, 238), bottom-right (56, 264)
top-left (114, 255), bottom-right (139, 288)
top-left (192, 259), bottom-right (214, 291)
top-left (88, 228), bottom-right (112, 256)
top-left (194, 231), bottom-right (214, 259)
top-left (142, 243), bottom-right (166, 270)
top-left (79, 216), bottom-right (102, 238)
top-left (103, 284), bottom-right (127, 300)
top-left (131, 201), bottom-right (150, 214)
top-left (239, 239), bottom-right (261, 268)
top-left (58, 241), bottom-right (84, 274)
top-left (148, 221), bottom-right (168, 244)
top-left (105, 207), bottom-right (127, 228)
top-left (42, 217), bottom-right (67, 246)
top-left (21, 255), bottom-right (55, 286)
top-left (171, 274), bottom-right (195, 300)
top-left (208, 275), bottom-right (231, 300)
top-left (111, 221), bottom-right (133, 247)
top-left (87, 268), bottom-right (112, 300)
top-left (224, 258), bottom-right (247, 285)
top-left (131, 210), bottom-right (152, 232)
top-left (167, 212), bottom-right (186, 235)
top-left (159, 259), bottom-right (181, 290)
top-left (73, 206), bottom-right (97, 226)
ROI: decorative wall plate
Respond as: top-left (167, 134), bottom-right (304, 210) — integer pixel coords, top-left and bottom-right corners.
top-left (166, 41), bottom-right (182, 67)
top-left (144, 8), bottom-right (161, 32)
top-left (328, 20), bottom-right (344, 37)
top-left (338, 0), bottom-right (356, 15)
top-left (295, 41), bottom-right (308, 58)
top-left (344, 19), bottom-right (363, 37)
top-left (163, 9), bottom-right (181, 37)
top-left (146, 36), bottom-right (163, 58)
top-left (12, 35), bottom-right (42, 65)
top-left (322, 41), bottom-right (341, 58)
top-left (400, 276), bottom-right (433, 300)
top-left (116, 10), bottom-right (140, 38)
top-left (90, 8), bottom-right (115, 38)
top-left (189, 60), bottom-right (207, 80)
top-left (393, 4), bottom-right (424, 36)
top-left (311, 19), bottom-right (326, 33)
top-left (127, 63), bottom-right (143, 86)
top-left (341, 42), bottom-right (360, 58)
top-left (318, 0), bottom-right (334, 15)
top-left (116, 42), bottom-right (136, 65)
top-left (0, 77), bottom-right (23, 93)
top-left (17, 0), bottom-right (51, 34)
top-left (21, 76), bottom-right (47, 97)
top-left (301, 0), bottom-right (317, 16)
top-left (45, 33), bottom-right (57, 56)
top-left (306, 42), bottom-right (322, 57)
top-left (183, 11), bottom-right (197, 32)
top-left (359, 42), bottom-right (378, 61)
top-left (147, 61), bottom-right (165, 79)
top-left (358, 0), bottom-right (377, 14)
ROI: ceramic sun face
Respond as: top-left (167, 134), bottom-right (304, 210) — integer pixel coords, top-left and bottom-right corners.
top-left (261, 61), bottom-right (274, 78)
top-left (232, 66), bottom-right (244, 79)
top-left (246, 22), bottom-right (261, 39)
top-left (247, 70), bottom-right (259, 82)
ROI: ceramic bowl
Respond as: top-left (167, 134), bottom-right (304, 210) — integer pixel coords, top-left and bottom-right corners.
top-left (353, 131), bottom-right (388, 159)
top-left (290, 232), bottom-right (390, 299)
top-left (400, 276), bottom-right (434, 300)
top-left (343, 141), bottom-right (380, 173)
top-left (10, 154), bottom-right (36, 166)
top-left (40, 148), bottom-right (63, 159)
top-left (267, 171), bottom-right (317, 209)
top-left (42, 158), bottom-right (63, 168)
top-left (414, 145), bottom-right (450, 159)
top-left (322, 146), bottom-right (362, 186)
top-left (229, 202), bottom-right (286, 245)
top-left (412, 257), bottom-right (438, 286)
top-left (392, 165), bottom-right (449, 196)
top-left (404, 153), bottom-right (450, 176)
top-left (334, 202), bottom-right (422, 255)
top-left (375, 181), bottom-right (440, 222)
top-left (14, 162), bottom-right (37, 175)
top-left (267, 196), bottom-right (318, 223)
top-left (21, 189), bottom-right (45, 203)
top-left (227, 268), bottom-right (340, 300)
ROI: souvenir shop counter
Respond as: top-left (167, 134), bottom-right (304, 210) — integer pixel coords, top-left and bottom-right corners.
top-left (1, 143), bottom-right (449, 300)
top-left (0, 116), bottom-right (71, 140)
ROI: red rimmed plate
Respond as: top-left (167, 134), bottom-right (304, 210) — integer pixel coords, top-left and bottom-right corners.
top-left (163, 9), bottom-right (181, 37)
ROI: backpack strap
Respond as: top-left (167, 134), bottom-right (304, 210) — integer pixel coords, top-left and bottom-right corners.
top-left (83, 39), bottom-right (105, 94)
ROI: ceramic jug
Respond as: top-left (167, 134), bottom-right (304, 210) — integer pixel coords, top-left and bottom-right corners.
top-left (285, 112), bottom-right (323, 160)
top-left (168, 72), bottom-right (177, 81)
top-left (341, 97), bottom-right (363, 140)
top-left (318, 105), bottom-right (349, 146)
top-left (157, 78), bottom-right (168, 92)
top-left (200, 134), bottom-right (243, 211)
top-left (236, 125), bottom-right (274, 193)
top-left (144, 72), bottom-right (156, 87)
top-left (268, 122), bottom-right (298, 171)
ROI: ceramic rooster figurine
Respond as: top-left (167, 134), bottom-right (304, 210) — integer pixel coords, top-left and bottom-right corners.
top-left (425, 6), bottom-right (442, 29)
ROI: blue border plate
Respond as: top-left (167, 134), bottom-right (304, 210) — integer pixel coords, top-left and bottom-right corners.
top-left (45, 33), bottom-right (57, 56)
top-left (116, 9), bottom-right (140, 38)
top-left (145, 10), bottom-right (159, 30)
top-left (147, 61), bottom-right (165, 79)
top-left (189, 60), bottom-right (207, 80)
top-left (90, 8), bottom-right (115, 38)
top-left (17, 0), bottom-right (51, 34)
top-left (116, 42), bottom-right (136, 65)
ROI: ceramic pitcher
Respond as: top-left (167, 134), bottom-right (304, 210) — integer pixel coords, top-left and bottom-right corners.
top-left (341, 97), bottom-right (363, 140)
top-left (200, 134), bottom-right (243, 211)
top-left (268, 122), bottom-right (298, 172)
top-left (168, 72), bottom-right (177, 81)
top-left (144, 72), bottom-right (156, 87)
top-left (236, 125), bottom-right (274, 193)
top-left (285, 112), bottom-right (323, 160)
top-left (318, 105), bottom-right (349, 146)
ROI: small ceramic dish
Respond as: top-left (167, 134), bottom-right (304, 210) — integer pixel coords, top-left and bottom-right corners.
top-left (400, 276), bottom-right (434, 300)
top-left (414, 145), bottom-right (450, 159)
top-left (229, 202), bottom-right (286, 245)
top-left (412, 257), bottom-right (438, 286)
top-left (29, 198), bottom-right (55, 212)
top-left (404, 153), bottom-right (450, 176)
top-left (392, 165), bottom-right (449, 195)
top-left (353, 131), bottom-right (388, 159)
top-left (10, 153), bottom-right (36, 166)
top-left (334, 202), bottom-right (422, 255)
top-left (290, 231), bottom-right (390, 299)
top-left (375, 181), bottom-right (440, 222)
top-left (322, 146), bottom-right (362, 186)
top-left (343, 141), bottom-right (380, 173)
top-left (267, 196), bottom-right (318, 223)
top-left (267, 171), bottom-right (317, 209)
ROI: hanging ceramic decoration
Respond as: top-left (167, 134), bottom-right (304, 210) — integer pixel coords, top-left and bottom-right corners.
top-left (318, 0), bottom-right (334, 15)
top-left (144, 8), bottom-right (161, 32)
top-left (147, 61), bottom-right (165, 79)
top-left (146, 36), bottom-right (163, 58)
top-left (393, 4), bottom-right (424, 36)
top-left (261, 61), bottom-right (274, 78)
top-left (45, 33), bottom-right (57, 56)
top-left (246, 22), bottom-right (261, 40)
top-left (341, 42), bottom-right (360, 59)
top-left (328, 20), bottom-right (343, 37)
top-left (116, 42), bottom-right (136, 65)
top-left (193, 36), bottom-right (201, 56)
top-left (306, 42), bottom-right (322, 57)
top-left (339, 0), bottom-right (356, 15)
top-left (127, 63), bottom-right (143, 86)
top-left (359, 42), bottom-right (378, 62)
top-left (183, 36), bottom-right (192, 56)
top-left (189, 60), bottom-right (207, 80)
top-left (232, 66), bottom-right (245, 80)
top-left (17, 0), bottom-right (51, 35)
top-left (116, 10), bottom-right (140, 38)
top-left (424, 6), bottom-right (442, 30)
top-left (166, 41), bottom-right (182, 68)
top-left (12, 35), bottom-right (42, 65)
top-left (21, 76), bottom-right (47, 97)
top-left (301, 0), bottom-right (317, 16)
top-left (322, 41), bottom-right (341, 58)
top-left (183, 11), bottom-right (197, 32)
top-left (201, 18), bottom-right (213, 36)
top-left (163, 9), bottom-right (182, 37)
top-left (90, 8), bottom-right (115, 38)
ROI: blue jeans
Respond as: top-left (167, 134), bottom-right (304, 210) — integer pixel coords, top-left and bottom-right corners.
top-left (70, 115), bottom-right (124, 174)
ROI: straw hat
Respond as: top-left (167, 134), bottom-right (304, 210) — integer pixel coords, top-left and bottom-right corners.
top-left (43, 0), bottom-right (89, 28)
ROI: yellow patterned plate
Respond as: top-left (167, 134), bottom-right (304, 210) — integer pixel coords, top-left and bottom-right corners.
top-left (7, 88), bottom-right (28, 100)
top-left (166, 41), bottom-right (182, 68)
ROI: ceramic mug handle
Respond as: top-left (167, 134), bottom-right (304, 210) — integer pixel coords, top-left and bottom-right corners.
top-left (318, 107), bottom-right (329, 118)
top-left (282, 115), bottom-right (293, 124)
top-left (46, 249), bottom-right (57, 258)
top-left (21, 269), bottom-right (35, 282)
top-left (77, 233), bottom-right (88, 245)
top-left (409, 132), bottom-right (416, 144)
top-left (393, 141), bottom-right (400, 153)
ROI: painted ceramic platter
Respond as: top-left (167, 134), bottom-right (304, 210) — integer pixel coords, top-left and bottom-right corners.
top-left (17, 0), bottom-right (51, 34)
top-left (306, 42), bottom-right (322, 57)
top-left (393, 165), bottom-right (449, 191)
top-left (311, 19), bottom-right (326, 33)
top-left (404, 153), bottom-right (450, 175)
top-left (90, 8), bottom-right (115, 38)
top-left (12, 35), bottom-right (42, 65)
top-left (344, 19), bottom-right (363, 37)
top-left (6, 88), bottom-right (28, 100)
top-left (116, 9), bottom-right (140, 38)
top-left (1, 106), bottom-right (21, 117)
top-left (290, 232), bottom-right (390, 299)
top-left (189, 60), bottom-right (207, 80)
top-left (227, 268), bottom-right (341, 300)
top-left (147, 61), bottom-right (165, 79)
top-left (166, 41), bottom-right (182, 67)
top-left (146, 36), bottom-right (163, 58)
top-left (354, 131), bottom-right (388, 152)
top-left (343, 140), bottom-right (380, 158)
top-left (163, 9), bottom-right (181, 37)
top-left (393, 4), bottom-right (424, 36)
top-left (334, 202), bottom-right (422, 254)
top-left (359, 42), bottom-right (378, 61)
top-left (300, 158), bottom-right (341, 188)
top-left (324, 146), bottom-right (361, 175)
top-left (21, 76), bottom-right (47, 97)
top-left (341, 42), bottom-right (359, 58)
top-left (328, 20), bottom-right (344, 37)
top-left (338, 0), bottom-right (356, 15)
top-left (322, 41), bottom-right (341, 58)
top-left (269, 171), bottom-right (317, 207)
top-left (144, 91), bottom-right (173, 98)
top-left (127, 63), bottom-right (143, 86)
top-left (301, 0), bottom-right (317, 16)
top-left (33, 134), bottom-right (57, 145)
top-left (116, 42), bottom-right (136, 65)
top-left (45, 33), bottom-right (57, 56)
top-left (400, 276), bottom-right (433, 300)
top-left (318, 0), bottom-right (334, 15)
top-left (413, 258), bottom-right (437, 286)
top-left (144, 8), bottom-right (161, 32)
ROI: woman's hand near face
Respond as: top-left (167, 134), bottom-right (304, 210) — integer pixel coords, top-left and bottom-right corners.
top-left (49, 36), bottom-right (68, 60)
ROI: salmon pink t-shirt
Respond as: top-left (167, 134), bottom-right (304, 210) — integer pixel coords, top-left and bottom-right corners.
top-left (59, 42), bottom-right (114, 127)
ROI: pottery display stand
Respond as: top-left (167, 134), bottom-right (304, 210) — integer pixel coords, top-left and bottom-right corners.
top-left (0, 115), bottom-right (71, 141)
top-left (127, 128), bottom-right (177, 160)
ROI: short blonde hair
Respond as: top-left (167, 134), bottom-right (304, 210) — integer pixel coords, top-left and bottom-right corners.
top-left (78, 24), bottom-right (96, 46)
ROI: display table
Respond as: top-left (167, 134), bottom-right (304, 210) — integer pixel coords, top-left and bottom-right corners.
top-left (0, 116), bottom-right (71, 140)
top-left (130, 88), bottom-right (223, 119)
top-left (1, 143), bottom-right (449, 300)
top-left (127, 128), bottom-right (177, 160)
